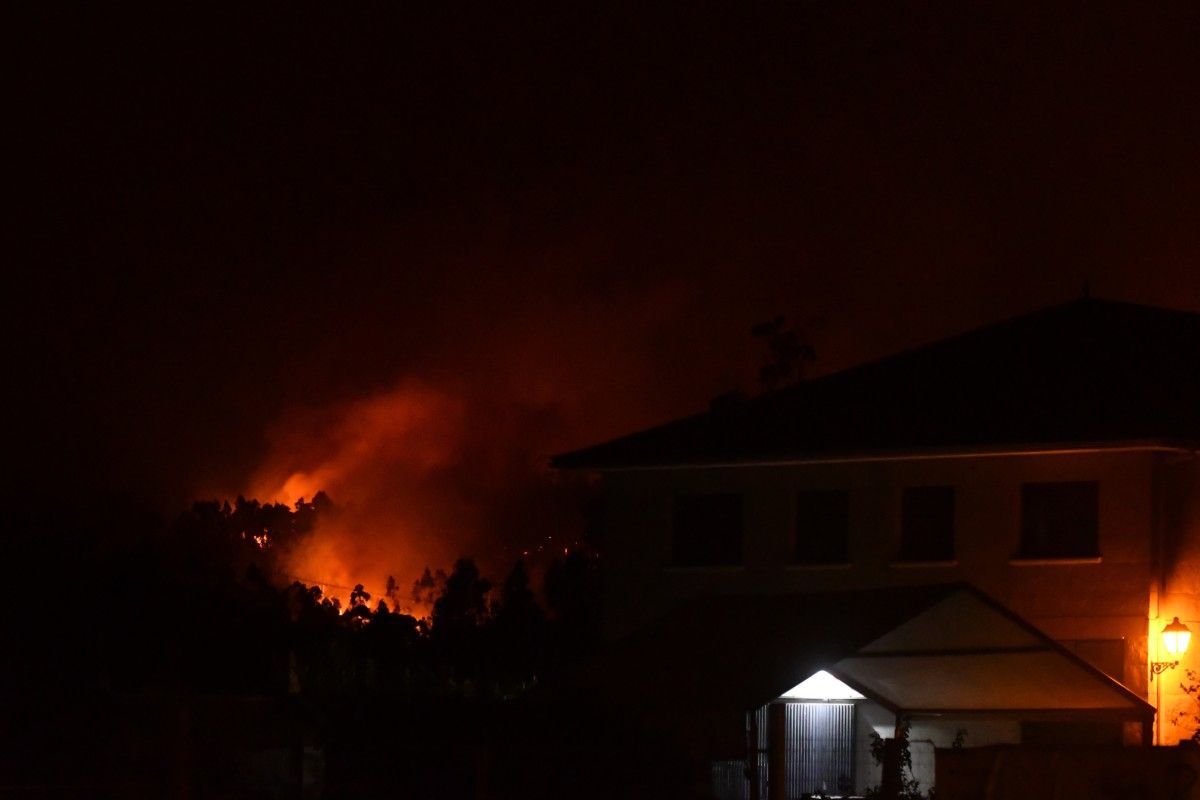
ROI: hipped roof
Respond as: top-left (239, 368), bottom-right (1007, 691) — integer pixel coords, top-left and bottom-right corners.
top-left (554, 299), bottom-right (1200, 470)
top-left (564, 584), bottom-right (1152, 758)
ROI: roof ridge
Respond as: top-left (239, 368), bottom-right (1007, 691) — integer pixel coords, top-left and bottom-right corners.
top-left (785, 296), bottom-right (1198, 396)
top-left (553, 297), bottom-right (1200, 470)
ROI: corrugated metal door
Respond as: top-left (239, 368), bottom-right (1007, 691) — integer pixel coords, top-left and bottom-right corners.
top-left (781, 702), bottom-right (856, 796)
top-left (712, 702), bottom-right (855, 800)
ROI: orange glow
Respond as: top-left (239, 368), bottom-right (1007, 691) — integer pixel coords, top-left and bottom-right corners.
top-left (279, 516), bottom-right (432, 618)
top-left (218, 288), bottom-right (695, 618)
top-left (244, 380), bottom-right (472, 616)
top-left (1163, 617), bottom-right (1192, 657)
top-left (251, 380), bottom-right (467, 506)
top-left (240, 530), bottom-right (271, 550)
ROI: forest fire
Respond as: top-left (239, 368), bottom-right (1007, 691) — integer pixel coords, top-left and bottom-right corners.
top-left (18, 1), bottom-right (1200, 797)
top-left (236, 374), bottom-right (601, 615)
top-left (243, 380), bottom-right (470, 611)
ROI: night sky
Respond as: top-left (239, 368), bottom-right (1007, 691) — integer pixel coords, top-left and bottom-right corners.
top-left (11, 4), bottom-right (1200, 587)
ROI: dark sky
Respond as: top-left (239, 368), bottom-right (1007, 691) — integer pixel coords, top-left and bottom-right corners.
top-left (10, 4), bottom-right (1200, 584)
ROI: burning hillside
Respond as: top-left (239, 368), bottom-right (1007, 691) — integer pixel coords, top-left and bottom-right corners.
top-left (238, 372), bottom-right (604, 611)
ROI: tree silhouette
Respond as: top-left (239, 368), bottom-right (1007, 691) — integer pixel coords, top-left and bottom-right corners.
top-left (751, 315), bottom-right (816, 391)
top-left (427, 558), bottom-right (492, 690)
top-left (411, 566), bottom-right (447, 610)
top-left (490, 559), bottom-right (547, 691)
top-left (432, 558), bottom-right (491, 630)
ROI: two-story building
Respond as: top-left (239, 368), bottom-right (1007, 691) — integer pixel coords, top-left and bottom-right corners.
top-left (553, 298), bottom-right (1200, 797)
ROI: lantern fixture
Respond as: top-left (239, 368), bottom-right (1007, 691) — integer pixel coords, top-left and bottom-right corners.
top-left (1151, 617), bottom-right (1191, 679)
top-left (1163, 617), bottom-right (1191, 657)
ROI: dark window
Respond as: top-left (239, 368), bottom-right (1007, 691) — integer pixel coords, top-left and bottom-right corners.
top-left (1019, 481), bottom-right (1099, 558)
top-left (899, 486), bottom-right (955, 561)
top-left (795, 490), bottom-right (849, 564)
top-left (672, 493), bottom-right (743, 566)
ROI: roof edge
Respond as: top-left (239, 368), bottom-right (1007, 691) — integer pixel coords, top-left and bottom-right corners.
top-left (554, 438), bottom-right (1200, 472)
top-left (550, 297), bottom-right (1200, 471)
top-left (953, 584), bottom-right (1156, 716)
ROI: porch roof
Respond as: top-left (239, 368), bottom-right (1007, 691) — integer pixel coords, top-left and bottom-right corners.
top-left (565, 583), bottom-right (1152, 756)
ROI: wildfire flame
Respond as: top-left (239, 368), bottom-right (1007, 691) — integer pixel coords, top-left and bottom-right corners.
top-left (226, 279), bottom-right (704, 613)
top-left (246, 380), bottom-right (468, 613)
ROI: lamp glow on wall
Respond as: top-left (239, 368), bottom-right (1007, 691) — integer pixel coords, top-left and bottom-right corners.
top-left (1151, 617), bottom-right (1192, 679)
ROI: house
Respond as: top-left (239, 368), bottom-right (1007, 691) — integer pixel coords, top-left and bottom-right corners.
top-left (552, 298), bottom-right (1200, 797)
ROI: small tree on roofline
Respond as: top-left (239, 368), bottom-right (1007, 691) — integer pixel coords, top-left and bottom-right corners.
top-left (751, 315), bottom-right (816, 391)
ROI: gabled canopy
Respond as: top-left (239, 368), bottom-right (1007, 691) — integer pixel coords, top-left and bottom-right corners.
top-left (562, 584), bottom-right (1152, 757)
top-left (832, 589), bottom-right (1144, 715)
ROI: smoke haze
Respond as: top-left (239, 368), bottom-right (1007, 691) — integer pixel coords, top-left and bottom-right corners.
top-left (11, 4), bottom-right (1200, 593)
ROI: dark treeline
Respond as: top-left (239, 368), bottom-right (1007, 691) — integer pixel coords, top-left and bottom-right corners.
top-left (5, 492), bottom-right (600, 696)
top-left (163, 493), bottom-right (602, 699)
top-left (1, 492), bottom-right (608, 798)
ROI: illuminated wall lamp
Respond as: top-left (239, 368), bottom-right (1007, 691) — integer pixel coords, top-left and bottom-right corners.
top-left (1151, 617), bottom-right (1191, 679)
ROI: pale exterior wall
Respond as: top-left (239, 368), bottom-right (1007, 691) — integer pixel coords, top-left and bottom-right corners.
top-left (1157, 456), bottom-right (1200, 744)
top-left (850, 704), bottom-right (1021, 793)
top-left (599, 449), bottom-right (1168, 721)
top-left (905, 719), bottom-right (1021, 791)
top-left (855, 702), bottom-right (889, 791)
